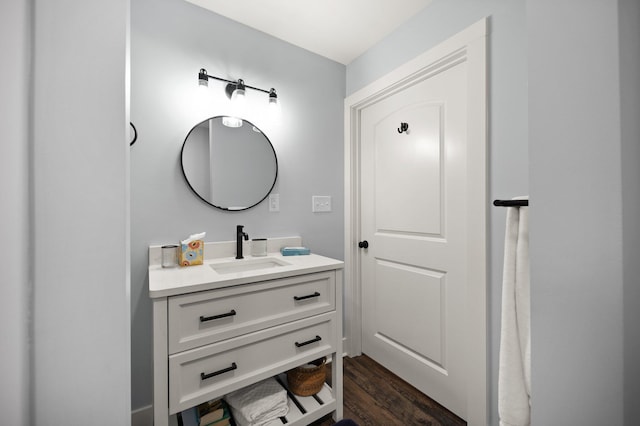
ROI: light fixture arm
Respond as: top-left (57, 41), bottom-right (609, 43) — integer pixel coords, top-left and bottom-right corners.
top-left (199, 68), bottom-right (275, 97)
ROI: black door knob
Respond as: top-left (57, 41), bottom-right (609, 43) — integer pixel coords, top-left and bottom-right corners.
top-left (358, 240), bottom-right (369, 249)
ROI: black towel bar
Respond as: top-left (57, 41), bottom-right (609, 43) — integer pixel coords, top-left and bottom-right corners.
top-left (493, 199), bottom-right (529, 207)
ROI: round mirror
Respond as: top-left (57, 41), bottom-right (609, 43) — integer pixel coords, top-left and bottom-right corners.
top-left (181, 116), bottom-right (278, 211)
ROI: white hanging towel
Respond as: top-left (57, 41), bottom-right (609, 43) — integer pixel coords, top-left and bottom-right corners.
top-left (499, 196), bottom-right (531, 426)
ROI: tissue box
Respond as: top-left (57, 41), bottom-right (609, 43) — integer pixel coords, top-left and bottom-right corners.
top-left (180, 240), bottom-right (203, 266)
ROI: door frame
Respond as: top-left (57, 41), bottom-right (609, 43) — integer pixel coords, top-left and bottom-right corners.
top-left (343, 18), bottom-right (488, 425)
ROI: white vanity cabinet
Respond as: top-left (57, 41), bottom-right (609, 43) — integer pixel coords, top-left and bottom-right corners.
top-left (149, 245), bottom-right (343, 426)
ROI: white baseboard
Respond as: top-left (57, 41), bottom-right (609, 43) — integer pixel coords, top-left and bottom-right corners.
top-left (132, 405), bottom-right (153, 426)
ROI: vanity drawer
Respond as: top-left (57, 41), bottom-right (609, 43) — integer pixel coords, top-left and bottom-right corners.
top-left (168, 312), bottom-right (336, 413)
top-left (168, 271), bottom-right (335, 354)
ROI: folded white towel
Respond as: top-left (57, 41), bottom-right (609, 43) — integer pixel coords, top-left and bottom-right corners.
top-left (498, 196), bottom-right (531, 426)
top-left (225, 378), bottom-right (289, 426)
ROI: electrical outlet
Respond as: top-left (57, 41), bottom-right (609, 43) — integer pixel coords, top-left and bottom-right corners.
top-left (269, 194), bottom-right (280, 212)
top-left (312, 195), bottom-right (332, 212)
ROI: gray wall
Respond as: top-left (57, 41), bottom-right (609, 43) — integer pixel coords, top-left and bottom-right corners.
top-left (528, 0), bottom-right (637, 424)
top-left (0, 0), bottom-right (31, 424)
top-left (31, 1), bottom-right (131, 424)
top-left (0, 0), bottom-right (131, 425)
top-left (346, 1), bottom-right (527, 424)
top-left (130, 0), bottom-right (345, 410)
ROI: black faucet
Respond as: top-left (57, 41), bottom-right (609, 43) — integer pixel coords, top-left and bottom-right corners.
top-left (236, 225), bottom-right (249, 259)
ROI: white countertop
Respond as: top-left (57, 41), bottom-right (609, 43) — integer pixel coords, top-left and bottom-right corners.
top-left (149, 252), bottom-right (344, 298)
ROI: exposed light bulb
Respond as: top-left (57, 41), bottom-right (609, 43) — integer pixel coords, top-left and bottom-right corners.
top-left (198, 68), bottom-right (208, 87)
top-left (268, 88), bottom-right (278, 106)
top-left (229, 79), bottom-right (246, 120)
top-left (268, 88), bottom-right (281, 121)
top-left (231, 86), bottom-right (246, 107)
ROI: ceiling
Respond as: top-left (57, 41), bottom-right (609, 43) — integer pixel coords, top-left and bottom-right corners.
top-left (184, 0), bottom-right (433, 65)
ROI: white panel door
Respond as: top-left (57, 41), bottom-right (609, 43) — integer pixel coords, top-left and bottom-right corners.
top-left (360, 60), bottom-right (469, 418)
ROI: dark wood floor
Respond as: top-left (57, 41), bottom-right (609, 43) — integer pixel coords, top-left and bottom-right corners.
top-left (310, 354), bottom-right (466, 426)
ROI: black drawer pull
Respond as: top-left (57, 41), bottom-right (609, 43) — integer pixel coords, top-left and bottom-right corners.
top-left (200, 309), bottom-right (236, 322)
top-left (200, 362), bottom-right (237, 381)
top-left (295, 335), bottom-right (322, 348)
top-left (293, 292), bottom-right (321, 301)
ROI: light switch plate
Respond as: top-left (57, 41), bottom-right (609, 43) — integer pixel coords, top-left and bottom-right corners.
top-left (269, 194), bottom-right (280, 212)
top-left (312, 195), bottom-right (332, 212)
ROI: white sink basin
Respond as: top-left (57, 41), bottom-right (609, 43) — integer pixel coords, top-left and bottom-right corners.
top-left (209, 257), bottom-right (291, 274)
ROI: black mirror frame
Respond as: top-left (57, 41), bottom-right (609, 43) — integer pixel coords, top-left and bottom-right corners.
top-left (180, 116), bottom-right (278, 212)
top-left (130, 122), bottom-right (137, 146)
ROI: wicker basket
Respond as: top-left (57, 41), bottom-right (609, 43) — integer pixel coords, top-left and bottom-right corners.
top-left (286, 357), bottom-right (327, 396)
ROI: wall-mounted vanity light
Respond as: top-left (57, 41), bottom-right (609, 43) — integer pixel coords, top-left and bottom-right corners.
top-left (198, 68), bottom-right (278, 127)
